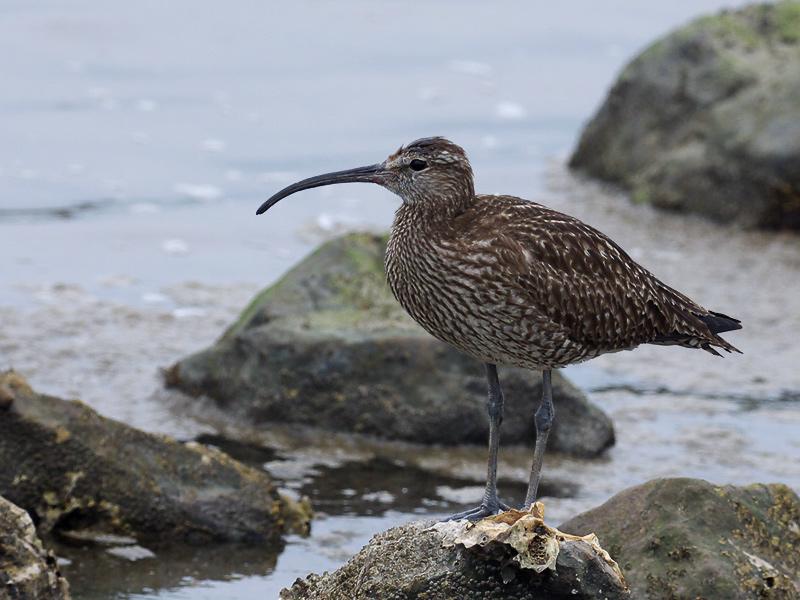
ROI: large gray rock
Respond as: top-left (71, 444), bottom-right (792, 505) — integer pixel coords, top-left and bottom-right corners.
top-left (280, 507), bottom-right (629, 600)
top-left (0, 371), bottom-right (310, 547)
top-left (166, 233), bottom-right (615, 457)
top-left (570, 2), bottom-right (800, 229)
top-left (0, 495), bottom-right (70, 600)
top-left (561, 478), bottom-right (800, 599)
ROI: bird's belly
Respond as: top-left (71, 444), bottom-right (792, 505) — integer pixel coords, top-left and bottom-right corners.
top-left (388, 272), bottom-right (587, 369)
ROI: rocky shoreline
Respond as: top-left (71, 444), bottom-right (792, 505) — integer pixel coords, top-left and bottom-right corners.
top-left (3, 2), bottom-right (800, 598)
top-left (2, 220), bottom-right (798, 597)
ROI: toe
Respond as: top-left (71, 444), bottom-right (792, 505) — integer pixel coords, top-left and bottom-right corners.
top-left (443, 503), bottom-right (498, 522)
top-left (443, 506), bottom-right (485, 522)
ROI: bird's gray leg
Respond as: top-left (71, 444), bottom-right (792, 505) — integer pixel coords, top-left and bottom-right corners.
top-left (480, 363), bottom-right (504, 508)
top-left (523, 369), bottom-right (554, 508)
top-left (444, 363), bottom-right (509, 521)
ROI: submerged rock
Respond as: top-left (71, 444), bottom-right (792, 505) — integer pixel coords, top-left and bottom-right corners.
top-left (167, 233), bottom-right (614, 457)
top-left (561, 478), bottom-right (800, 599)
top-left (0, 371), bottom-right (310, 547)
top-left (570, 2), bottom-right (800, 229)
top-left (280, 503), bottom-right (628, 600)
top-left (0, 495), bottom-right (70, 600)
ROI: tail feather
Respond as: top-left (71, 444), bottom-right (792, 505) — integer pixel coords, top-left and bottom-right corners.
top-left (699, 311), bottom-right (742, 335)
top-left (698, 311), bottom-right (742, 355)
top-left (653, 308), bottom-right (742, 355)
top-left (701, 343), bottom-right (723, 357)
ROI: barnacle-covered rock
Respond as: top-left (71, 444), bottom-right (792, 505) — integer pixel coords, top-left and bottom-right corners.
top-left (0, 371), bottom-right (310, 547)
top-left (0, 495), bottom-right (70, 600)
top-left (561, 478), bottom-right (800, 599)
top-left (167, 232), bottom-right (614, 457)
top-left (434, 502), bottom-right (623, 578)
top-left (280, 503), bottom-right (628, 600)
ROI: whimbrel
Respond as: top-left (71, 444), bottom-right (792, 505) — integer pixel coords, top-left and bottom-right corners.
top-left (257, 137), bottom-right (741, 520)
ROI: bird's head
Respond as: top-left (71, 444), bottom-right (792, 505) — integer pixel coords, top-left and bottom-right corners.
top-left (256, 137), bottom-right (474, 215)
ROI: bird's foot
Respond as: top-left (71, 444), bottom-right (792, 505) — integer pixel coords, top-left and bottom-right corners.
top-left (442, 498), bottom-right (511, 522)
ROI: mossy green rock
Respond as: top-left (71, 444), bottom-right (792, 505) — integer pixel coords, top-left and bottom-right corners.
top-left (0, 372), bottom-right (310, 547)
top-left (0, 496), bottom-right (70, 600)
top-left (561, 478), bottom-right (800, 599)
top-left (570, 2), bottom-right (800, 229)
top-left (167, 233), bottom-right (614, 457)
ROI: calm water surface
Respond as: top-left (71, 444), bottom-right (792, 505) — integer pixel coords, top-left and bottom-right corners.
top-left (2, 2), bottom-right (799, 599)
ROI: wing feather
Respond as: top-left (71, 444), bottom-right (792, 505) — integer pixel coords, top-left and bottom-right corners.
top-left (454, 196), bottom-right (738, 354)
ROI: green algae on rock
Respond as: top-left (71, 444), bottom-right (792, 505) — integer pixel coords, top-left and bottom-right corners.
top-left (560, 478), bottom-right (800, 599)
top-left (570, 2), bottom-right (800, 229)
top-left (166, 232), bottom-right (615, 457)
top-left (0, 495), bottom-right (70, 600)
top-left (0, 371), bottom-right (310, 547)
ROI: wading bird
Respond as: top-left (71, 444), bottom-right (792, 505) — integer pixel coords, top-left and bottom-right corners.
top-left (257, 137), bottom-right (741, 520)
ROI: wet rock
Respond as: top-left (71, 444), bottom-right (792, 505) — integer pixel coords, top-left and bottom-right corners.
top-left (0, 495), bottom-right (70, 600)
top-left (280, 503), bottom-right (629, 600)
top-left (561, 478), bottom-right (800, 599)
top-left (570, 2), bottom-right (800, 229)
top-left (0, 371), bottom-right (310, 547)
top-left (167, 233), bottom-right (614, 457)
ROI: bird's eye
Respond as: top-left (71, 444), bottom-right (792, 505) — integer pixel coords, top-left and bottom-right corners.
top-left (409, 159), bottom-right (428, 171)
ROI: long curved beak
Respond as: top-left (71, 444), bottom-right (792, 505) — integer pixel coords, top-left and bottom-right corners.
top-left (256, 163), bottom-right (386, 215)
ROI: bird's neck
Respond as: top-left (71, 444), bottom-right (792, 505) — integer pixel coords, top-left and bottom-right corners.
top-left (386, 195), bottom-right (473, 277)
top-left (392, 192), bottom-right (473, 235)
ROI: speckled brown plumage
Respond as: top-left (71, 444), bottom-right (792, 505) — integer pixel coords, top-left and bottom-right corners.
top-left (382, 138), bottom-right (740, 370)
top-left (387, 193), bottom-right (740, 369)
top-left (257, 135), bottom-right (741, 516)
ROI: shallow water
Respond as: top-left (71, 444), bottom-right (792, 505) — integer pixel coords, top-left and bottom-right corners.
top-left (1, 1), bottom-right (799, 599)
